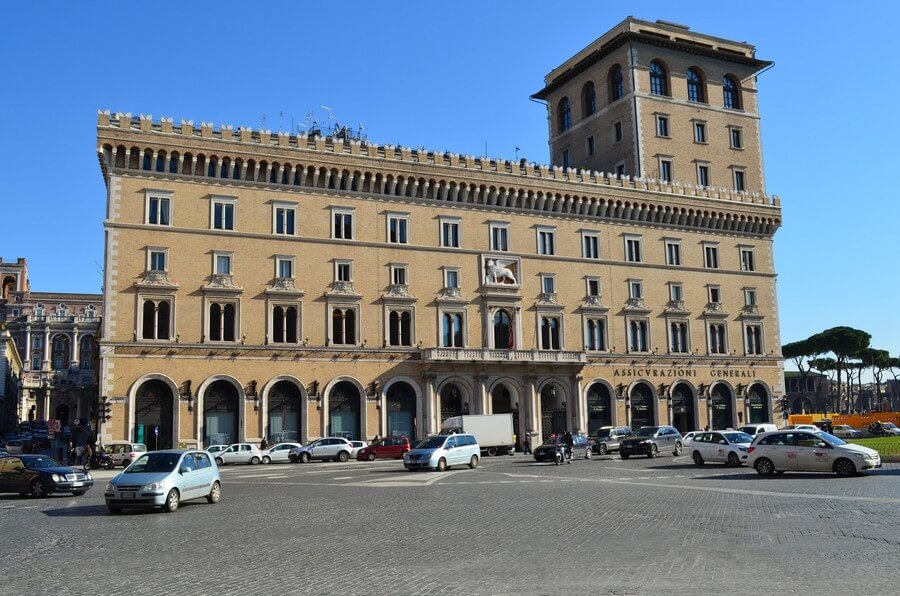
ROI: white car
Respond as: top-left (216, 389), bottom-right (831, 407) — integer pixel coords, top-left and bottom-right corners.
top-left (690, 431), bottom-right (754, 466)
top-left (681, 431), bottom-right (701, 446)
top-left (738, 423), bottom-right (778, 437)
top-left (348, 441), bottom-right (368, 459)
top-left (289, 437), bottom-right (354, 463)
top-left (831, 425), bottom-right (863, 439)
top-left (207, 445), bottom-right (229, 455)
top-left (781, 424), bottom-right (819, 432)
top-left (213, 443), bottom-right (263, 465)
top-left (262, 442), bottom-right (303, 464)
top-left (747, 430), bottom-right (881, 477)
top-left (4, 439), bottom-right (24, 455)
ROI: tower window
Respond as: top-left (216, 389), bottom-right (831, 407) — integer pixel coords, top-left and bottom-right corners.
top-left (723, 75), bottom-right (741, 109)
top-left (558, 97), bottom-right (571, 132)
top-left (649, 61), bottom-right (668, 96)
top-left (687, 68), bottom-right (705, 103)
top-left (609, 64), bottom-right (625, 102)
top-left (582, 81), bottom-right (596, 116)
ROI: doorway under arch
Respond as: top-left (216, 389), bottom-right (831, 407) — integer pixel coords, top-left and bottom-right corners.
top-left (670, 383), bottom-right (696, 433)
top-left (135, 379), bottom-right (175, 449)
top-left (386, 381), bottom-right (417, 440)
top-left (711, 384), bottom-right (735, 430)
top-left (267, 381), bottom-right (302, 443)
top-left (747, 383), bottom-right (770, 424)
top-left (490, 383), bottom-right (519, 446)
top-left (629, 383), bottom-right (656, 429)
top-left (540, 383), bottom-right (566, 441)
top-left (586, 383), bottom-right (612, 434)
top-left (203, 380), bottom-right (239, 447)
top-left (439, 383), bottom-right (465, 423)
top-left (329, 381), bottom-right (361, 440)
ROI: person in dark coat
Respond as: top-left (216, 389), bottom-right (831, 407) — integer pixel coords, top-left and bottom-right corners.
top-left (260, 438), bottom-right (269, 450)
top-left (563, 431), bottom-right (574, 463)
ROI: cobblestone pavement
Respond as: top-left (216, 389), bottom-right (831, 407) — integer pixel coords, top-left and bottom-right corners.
top-left (1, 453), bottom-right (898, 595)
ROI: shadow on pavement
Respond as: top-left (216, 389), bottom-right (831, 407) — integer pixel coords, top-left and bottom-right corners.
top-left (41, 504), bottom-right (113, 517)
top-left (691, 471), bottom-right (880, 481)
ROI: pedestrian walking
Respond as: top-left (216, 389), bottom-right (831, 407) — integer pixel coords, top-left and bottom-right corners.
top-left (83, 443), bottom-right (93, 465)
top-left (260, 438), bottom-right (269, 450)
top-left (564, 431), bottom-right (574, 464)
top-left (522, 435), bottom-right (531, 454)
top-left (68, 441), bottom-right (75, 465)
top-left (75, 443), bottom-right (84, 465)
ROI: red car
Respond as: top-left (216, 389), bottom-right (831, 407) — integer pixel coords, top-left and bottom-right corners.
top-left (356, 437), bottom-right (411, 461)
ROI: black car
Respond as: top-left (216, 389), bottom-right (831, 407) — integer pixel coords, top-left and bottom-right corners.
top-left (0, 455), bottom-right (94, 497)
top-left (619, 426), bottom-right (683, 459)
top-left (533, 434), bottom-right (591, 464)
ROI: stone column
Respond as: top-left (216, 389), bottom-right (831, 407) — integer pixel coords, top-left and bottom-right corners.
top-left (474, 373), bottom-right (487, 415)
top-left (571, 373), bottom-right (585, 433)
top-left (24, 324), bottom-right (31, 369)
top-left (423, 374), bottom-right (436, 437)
top-left (525, 374), bottom-right (538, 442)
top-left (42, 326), bottom-right (51, 370)
top-left (71, 327), bottom-right (80, 369)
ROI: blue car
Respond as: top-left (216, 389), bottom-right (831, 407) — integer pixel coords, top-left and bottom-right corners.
top-left (105, 450), bottom-right (221, 514)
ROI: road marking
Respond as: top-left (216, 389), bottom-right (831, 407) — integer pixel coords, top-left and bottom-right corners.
top-left (333, 476), bottom-right (354, 480)
top-left (264, 475), bottom-right (287, 479)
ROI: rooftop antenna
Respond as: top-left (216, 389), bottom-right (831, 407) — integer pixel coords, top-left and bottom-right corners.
top-left (279, 111), bottom-right (284, 132)
top-left (515, 146), bottom-right (521, 161)
top-left (259, 115), bottom-right (266, 129)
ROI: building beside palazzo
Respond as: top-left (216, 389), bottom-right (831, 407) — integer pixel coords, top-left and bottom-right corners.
top-left (0, 323), bottom-right (23, 434)
top-left (0, 257), bottom-right (102, 429)
top-left (95, 17), bottom-right (783, 449)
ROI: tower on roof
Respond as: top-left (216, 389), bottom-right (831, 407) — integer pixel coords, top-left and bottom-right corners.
top-left (532, 17), bottom-right (772, 194)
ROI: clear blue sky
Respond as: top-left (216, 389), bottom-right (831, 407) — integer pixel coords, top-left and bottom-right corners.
top-left (2, 1), bottom-right (898, 361)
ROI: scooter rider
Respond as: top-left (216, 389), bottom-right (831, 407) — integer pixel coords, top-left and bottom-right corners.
top-left (563, 431), bottom-right (574, 464)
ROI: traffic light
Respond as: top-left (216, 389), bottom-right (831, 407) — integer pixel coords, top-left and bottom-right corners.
top-left (96, 396), bottom-right (112, 422)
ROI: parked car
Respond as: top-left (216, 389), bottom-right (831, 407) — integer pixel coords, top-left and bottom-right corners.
top-left (262, 442), bottom-right (303, 464)
top-left (206, 445), bottom-right (229, 455)
top-left (690, 431), bottom-right (754, 466)
top-left (105, 450), bottom-right (221, 514)
top-left (356, 436), bottom-right (412, 461)
top-left (781, 424), bottom-right (819, 432)
top-left (213, 443), bottom-right (263, 465)
top-left (403, 434), bottom-right (480, 471)
top-left (4, 439), bottom-right (24, 455)
top-left (0, 455), bottom-right (93, 497)
top-left (747, 430), bottom-right (881, 477)
top-left (620, 426), bottom-right (683, 459)
top-left (289, 437), bottom-right (353, 463)
top-left (104, 442), bottom-right (148, 468)
top-left (831, 425), bottom-right (863, 439)
top-left (533, 434), bottom-right (591, 463)
top-left (681, 431), bottom-right (700, 446)
top-left (868, 421), bottom-right (900, 437)
top-left (738, 423), bottom-right (778, 437)
top-left (588, 426), bottom-right (632, 455)
top-left (348, 441), bottom-right (368, 459)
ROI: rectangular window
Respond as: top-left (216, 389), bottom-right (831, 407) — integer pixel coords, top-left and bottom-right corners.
top-left (695, 164), bottom-right (710, 188)
top-left (332, 208), bottom-right (355, 240)
top-left (391, 265), bottom-right (407, 285)
top-left (537, 228), bottom-right (556, 255)
top-left (585, 317), bottom-right (606, 351)
top-left (215, 253), bottom-right (232, 275)
top-left (277, 257), bottom-right (294, 279)
top-left (212, 199), bottom-right (235, 230)
top-left (708, 286), bottom-right (721, 304)
top-left (147, 195), bottom-right (171, 226)
top-left (625, 236), bottom-right (642, 263)
top-left (445, 268), bottom-right (460, 289)
top-left (274, 203), bottom-right (297, 235)
top-left (669, 283), bottom-right (683, 302)
top-left (441, 311), bottom-right (465, 348)
top-left (440, 219), bottom-right (460, 248)
top-left (271, 303), bottom-right (299, 344)
top-left (149, 250), bottom-right (166, 272)
top-left (744, 288), bottom-right (757, 306)
top-left (586, 135), bottom-right (595, 156)
top-left (708, 323), bottom-right (727, 354)
top-left (586, 278), bottom-right (601, 297)
top-left (746, 325), bottom-right (763, 355)
top-left (336, 262), bottom-right (352, 282)
top-left (388, 308), bottom-right (413, 347)
top-left (490, 223), bottom-right (509, 252)
top-left (387, 213), bottom-right (409, 244)
top-left (660, 159), bottom-right (673, 183)
top-left (628, 319), bottom-right (649, 352)
top-left (330, 306), bottom-right (358, 346)
top-left (629, 280), bottom-right (643, 299)
top-left (582, 232), bottom-right (599, 259)
top-left (561, 149), bottom-right (570, 169)
top-left (141, 297), bottom-right (173, 340)
top-left (613, 121), bottom-right (623, 142)
top-left (542, 275), bottom-right (556, 294)
top-left (539, 316), bottom-right (562, 350)
top-left (694, 121), bottom-right (707, 143)
top-left (665, 241), bottom-right (681, 266)
top-left (656, 115), bottom-right (669, 137)
top-left (669, 321), bottom-right (689, 353)
top-left (740, 248), bottom-right (756, 272)
top-left (733, 169), bottom-right (746, 191)
top-left (704, 245), bottom-right (720, 269)
top-left (730, 127), bottom-right (743, 149)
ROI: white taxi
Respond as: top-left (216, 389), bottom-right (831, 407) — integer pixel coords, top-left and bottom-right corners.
top-left (690, 431), bottom-right (754, 466)
top-left (747, 430), bottom-right (880, 477)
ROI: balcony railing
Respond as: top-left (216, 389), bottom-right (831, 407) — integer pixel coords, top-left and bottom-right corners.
top-left (423, 348), bottom-right (585, 363)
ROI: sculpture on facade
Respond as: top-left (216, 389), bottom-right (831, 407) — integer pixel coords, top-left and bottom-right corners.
top-left (485, 259), bottom-right (518, 285)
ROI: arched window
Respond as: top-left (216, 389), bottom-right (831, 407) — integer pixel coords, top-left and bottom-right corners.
top-left (332, 308), bottom-right (356, 345)
top-left (442, 313), bottom-right (463, 347)
top-left (723, 75), bottom-right (741, 109)
top-left (80, 335), bottom-right (94, 369)
top-left (272, 305), bottom-right (298, 344)
top-left (168, 151), bottom-right (179, 174)
top-left (629, 320), bottom-right (648, 352)
top-left (142, 151), bottom-right (152, 171)
top-left (557, 97), bottom-right (571, 133)
top-left (540, 317), bottom-right (561, 350)
top-left (493, 310), bottom-right (512, 349)
top-left (156, 151), bottom-right (166, 172)
top-left (608, 64), bottom-right (625, 102)
top-left (388, 310), bottom-right (412, 347)
top-left (649, 61), bottom-right (668, 96)
top-left (686, 68), bottom-right (705, 103)
top-left (582, 81), bottom-right (596, 117)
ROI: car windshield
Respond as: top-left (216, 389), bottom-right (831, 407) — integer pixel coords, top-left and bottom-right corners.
top-left (723, 432), bottom-right (754, 444)
top-left (817, 432), bottom-right (847, 446)
top-left (125, 453), bottom-right (180, 473)
top-left (23, 456), bottom-right (62, 469)
top-left (635, 427), bottom-right (659, 437)
top-left (416, 436), bottom-right (447, 449)
top-left (884, 423), bottom-right (898, 430)
top-left (592, 429), bottom-right (611, 439)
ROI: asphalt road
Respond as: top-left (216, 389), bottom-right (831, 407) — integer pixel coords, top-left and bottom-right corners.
top-left (2, 452), bottom-right (899, 595)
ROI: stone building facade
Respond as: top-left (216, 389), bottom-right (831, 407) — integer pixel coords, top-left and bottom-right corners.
top-left (95, 19), bottom-right (783, 449)
top-left (0, 257), bottom-right (102, 428)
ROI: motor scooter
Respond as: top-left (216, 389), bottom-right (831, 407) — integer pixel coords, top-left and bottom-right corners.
top-left (83, 450), bottom-right (115, 470)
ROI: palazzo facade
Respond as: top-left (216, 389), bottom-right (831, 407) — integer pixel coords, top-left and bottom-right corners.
top-left (95, 18), bottom-right (783, 449)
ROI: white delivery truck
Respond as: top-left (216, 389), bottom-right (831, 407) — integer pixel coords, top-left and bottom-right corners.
top-left (441, 414), bottom-right (515, 456)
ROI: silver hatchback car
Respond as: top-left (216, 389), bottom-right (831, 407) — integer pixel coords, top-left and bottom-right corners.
top-left (104, 450), bottom-right (221, 514)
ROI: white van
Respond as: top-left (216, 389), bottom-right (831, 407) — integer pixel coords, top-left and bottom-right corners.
top-left (403, 434), bottom-right (480, 471)
top-left (738, 423), bottom-right (778, 437)
top-left (104, 442), bottom-right (148, 468)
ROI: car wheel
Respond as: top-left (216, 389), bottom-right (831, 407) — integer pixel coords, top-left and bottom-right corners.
top-left (648, 444), bottom-right (658, 459)
top-left (487, 447), bottom-right (498, 457)
top-left (469, 455), bottom-right (479, 469)
top-left (598, 444), bottom-right (608, 456)
top-left (692, 451), bottom-right (704, 466)
top-left (164, 489), bottom-right (180, 513)
top-left (300, 452), bottom-right (310, 464)
top-left (367, 453), bottom-right (376, 462)
top-left (250, 456), bottom-right (260, 465)
top-left (207, 481), bottom-right (221, 504)
top-left (620, 454), bottom-right (630, 460)
top-left (833, 458), bottom-right (856, 477)
top-left (107, 506), bottom-right (123, 515)
top-left (754, 457), bottom-right (775, 476)
top-left (29, 479), bottom-right (45, 498)
top-left (72, 490), bottom-right (87, 496)
top-left (262, 456), bottom-right (271, 464)
top-left (727, 452), bottom-right (741, 467)
top-left (673, 442), bottom-right (683, 456)
top-left (215, 457), bottom-right (224, 466)
top-left (436, 458), bottom-right (447, 472)
top-left (337, 451), bottom-right (349, 463)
